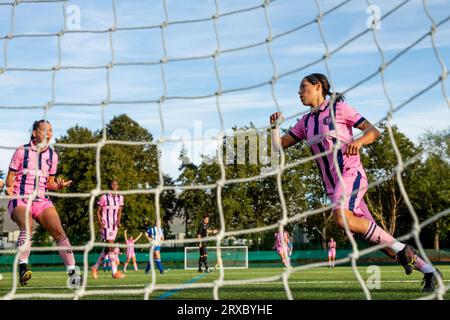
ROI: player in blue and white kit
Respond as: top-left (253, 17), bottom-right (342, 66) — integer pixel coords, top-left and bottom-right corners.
top-left (145, 223), bottom-right (165, 274)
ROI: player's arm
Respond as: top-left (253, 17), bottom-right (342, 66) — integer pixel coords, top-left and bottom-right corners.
top-left (124, 229), bottom-right (128, 241)
top-left (270, 112), bottom-right (299, 152)
top-left (145, 232), bottom-right (152, 242)
top-left (197, 231), bottom-right (202, 248)
top-left (0, 177), bottom-right (4, 189)
top-left (47, 175), bottom-right (72, 191)
top-left (135, 232), bottom-right (143, 242)
top-left (346, 119), bottom-right (381, 155)
top-left (96, 205), bottom-right (103, 229)
top-left (116, 205), bottom-right (123, 228)
top-left (5, 170), bottom-right (16, 196)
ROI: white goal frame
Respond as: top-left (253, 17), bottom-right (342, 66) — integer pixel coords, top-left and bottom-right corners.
top-left (184, 246), bottom-right (249, 270)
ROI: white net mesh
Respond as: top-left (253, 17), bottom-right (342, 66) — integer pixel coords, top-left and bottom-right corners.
top-left (0, 0), bottom-right (449, 300)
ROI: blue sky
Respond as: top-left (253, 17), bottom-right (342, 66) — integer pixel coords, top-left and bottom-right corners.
top-left (0, 0), bottom-right (449, 181)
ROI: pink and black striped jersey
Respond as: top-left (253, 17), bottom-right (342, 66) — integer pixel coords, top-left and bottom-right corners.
top-left (8, 141), bottom-right (58, 198)
top-left (288, 100), bottom-right (367, 196)
top-left (97, 193), bottom-right (124, 229)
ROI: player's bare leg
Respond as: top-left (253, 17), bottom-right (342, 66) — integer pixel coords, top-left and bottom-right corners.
top-left (38, 207), bottom-right (82, 286)
top-left (124, 256), bottom-right (131, 272)
top-left (107, 240), bottom-right (124, 279)
top-left (333, 209), bottom-right (440, 289)
top-left (132, 256), bottom-right (138, 271)
top-left (278, 249), bottom-right (288, 269)
top-left (12, 207), bottom-right (33, 286)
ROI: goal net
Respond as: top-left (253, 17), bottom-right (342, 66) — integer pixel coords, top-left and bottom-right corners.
top-left (184, 246), bottom-right (248, 270)
top-left (0, 0), bottom-right (449, 301)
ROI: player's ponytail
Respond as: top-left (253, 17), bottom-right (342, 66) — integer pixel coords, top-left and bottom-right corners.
top-left (303, 73), bottom-right (345, 103)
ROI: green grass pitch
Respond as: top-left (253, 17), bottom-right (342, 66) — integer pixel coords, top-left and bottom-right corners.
top-left (0, 265), bottom-right (448, 300)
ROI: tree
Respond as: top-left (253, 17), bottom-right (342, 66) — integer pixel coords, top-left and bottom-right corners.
top-left (412, 129), bottom-right (450, 250)
top-left (362, 123), bottom-right (421, 237)
top-left (34, 115), bottom-right (176, 244)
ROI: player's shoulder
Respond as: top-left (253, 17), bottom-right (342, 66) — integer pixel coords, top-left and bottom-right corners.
top-left (296, 113), bottom-right (309, 125)
top-left (14, 144), bottom-right (28, 153)
top-left (333, 100), bottom-right (347, 109)
top-left (47, 144), bottom-right (57, 152)
top-left (334, 100), bottom-right (356, 112)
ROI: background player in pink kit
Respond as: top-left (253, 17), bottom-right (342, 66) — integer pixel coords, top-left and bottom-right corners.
top-left (328, 237), bottom-right (337, 268)
top-left (274, 230), bottom-right (291, 269)
top-left (4, 120), bottom-right (82, 286)
top-left (270, 73), bottom-right (441, 292)
top-left (91, 180), bottom-right (125, 279)
top-left (123, 229), bottom-right (142, 272)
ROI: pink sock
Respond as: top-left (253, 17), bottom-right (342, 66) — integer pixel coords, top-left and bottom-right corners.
top-left (56, 237), bottom-right (76, 269)
top-left (363, 221), bottom-right (405, 253)
top-left (414, 255), bottom-right (436, 274)
top-left (109, 252), bottom-right (117, 275)
top-left (17, 230), bottom-right (32, 264)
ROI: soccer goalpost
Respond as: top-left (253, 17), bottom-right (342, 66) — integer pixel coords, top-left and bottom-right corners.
top-left (184, 246), bottom-right (249, 270)
top-left (0, 0), bottom-right (448, 301)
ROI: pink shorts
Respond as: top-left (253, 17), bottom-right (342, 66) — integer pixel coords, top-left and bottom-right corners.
top-left (101, 227), bottom-right (118, 241)
top-left (328, 249), bottom-right (336, 257)
top-left (331, 170), bottom-right (375, 223)
top-left (8, 197), bottom-right (54, 221)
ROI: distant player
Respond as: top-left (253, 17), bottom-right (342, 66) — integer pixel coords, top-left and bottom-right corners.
top-left (328, 237), bottom-right (337, 268)
top-left (270, 73), bottom-right (441, 291)
top-left (145, 222), bottom-right (165, 274)
top-left (287, 231), bottom-right (293, 257)
top-left (4, 120), bottom-right (82, 286)
top-left (274, 230), bottom-right (291, 269)
top-left (91, 180), bottom-right (125, 279)
top-left (197, 214), bottom-right (218, 273)
top-left (123, 229), bottom-right (142, 272)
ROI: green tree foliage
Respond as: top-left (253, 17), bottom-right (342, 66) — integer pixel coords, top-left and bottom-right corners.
top-left (411, 129), bottom-right (450, 249)
top-left (34, 115), bottom-right (176, 245)
top-left (175, 122), bottom-right (450, 251)
top-left (362, 123), bottom-right (421, 236)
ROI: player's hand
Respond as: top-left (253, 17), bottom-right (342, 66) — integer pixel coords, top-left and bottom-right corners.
top-left (345, 140), bottom-right (363, 156)
top-left (5, 186), bottom-right (14, 196)
top-left (57, 177), bottom-right (73, 189)
top-left (269, 112), bottom-right (284, 128)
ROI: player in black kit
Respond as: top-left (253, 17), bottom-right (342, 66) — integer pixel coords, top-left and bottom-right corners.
top-left (197, 214), bottom-right (218, 273)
